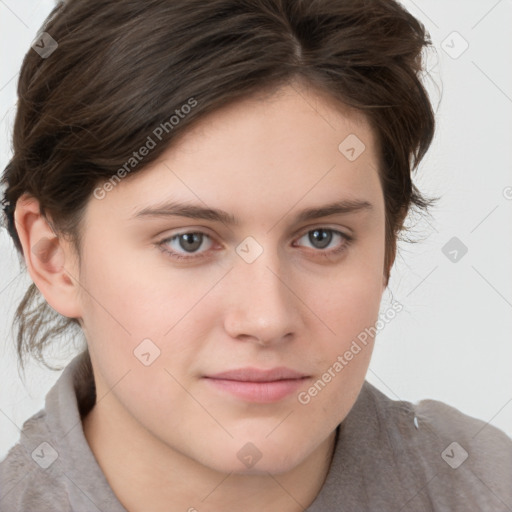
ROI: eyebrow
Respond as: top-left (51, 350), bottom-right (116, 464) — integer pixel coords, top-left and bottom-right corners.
top-left (131, 198), bottom-right (374, 226)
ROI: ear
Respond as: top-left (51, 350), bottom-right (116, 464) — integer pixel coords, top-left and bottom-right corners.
top-left (14, 193), bottom-right (82, 319)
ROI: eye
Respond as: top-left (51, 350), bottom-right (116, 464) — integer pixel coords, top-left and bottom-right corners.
top-left (293, 228), bottom-right (353, 258)
top-left (158, 231), bottom-right (214, 261)
top-left (157, 227), bottom-right (353, 262)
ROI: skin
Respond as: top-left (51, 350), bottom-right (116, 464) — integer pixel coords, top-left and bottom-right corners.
top-left (15, 81), bottom-right (390, 512)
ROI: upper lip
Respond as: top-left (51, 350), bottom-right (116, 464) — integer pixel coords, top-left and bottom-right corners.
top-left (205, 367), bottom-right (309, 382)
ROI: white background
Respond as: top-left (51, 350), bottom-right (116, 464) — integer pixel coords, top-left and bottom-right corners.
top-left (1, 0), bottom-right (511, 460)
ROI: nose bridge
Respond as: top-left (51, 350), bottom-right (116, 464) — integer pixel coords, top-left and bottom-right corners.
top-left (223, 234), bottom-right (300, 343)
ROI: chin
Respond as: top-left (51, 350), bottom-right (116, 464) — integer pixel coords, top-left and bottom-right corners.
top-left (215, 457), bottom-right (304, 476)
top-left (197, 441), bottom-right (308, 476)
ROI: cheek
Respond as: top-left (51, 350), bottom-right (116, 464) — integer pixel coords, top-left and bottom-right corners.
top-left (78, 242), bottom-right (169, 332)
top-left (77, 243), bottom-right (218, 373)
top-left (294, 276), bottom-right (382, 429)
top-left (76, 244), bottom-right (159, 365)
top-left (308, 256), bottom-right (385, 345)
top-left (295, 252), bottom-right (384, 410)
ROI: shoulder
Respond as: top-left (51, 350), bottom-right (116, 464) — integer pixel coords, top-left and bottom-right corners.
top-left (365, 382), bottom-right (512, 450)
top-left (0, 410), bottom-right (71, 512)
top-left (0, 352), bottom-right (124, 512)
top-left (364, 382), bottom-right (512, 509)
top-left (413, 395), bottom-right (512, 481)
top-left (413, 394), bottom-right (512, 452)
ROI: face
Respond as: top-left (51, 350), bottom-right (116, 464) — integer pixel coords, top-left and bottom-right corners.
top-left (75, 82), bottom-right (387, 474)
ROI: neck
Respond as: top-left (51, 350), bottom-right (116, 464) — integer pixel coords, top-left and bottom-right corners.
top-left (82, 399), bottom-right (337, 512)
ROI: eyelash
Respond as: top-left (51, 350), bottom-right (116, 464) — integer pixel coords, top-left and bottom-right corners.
top-left (156, 227), bottom-right (354, 262)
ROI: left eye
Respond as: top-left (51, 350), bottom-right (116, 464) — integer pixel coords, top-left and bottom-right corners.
top-left (158, 228), bottom-right (352, 261)
top-left (159, 232), bottom-right (214, 260)
top-left (294, 228), bottom-right (349, 252)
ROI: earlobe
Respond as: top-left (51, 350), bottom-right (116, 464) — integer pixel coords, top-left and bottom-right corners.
top-left (14, 194), bottom-right (82, 319)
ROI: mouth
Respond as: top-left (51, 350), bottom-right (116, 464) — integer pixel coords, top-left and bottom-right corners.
top-left (203, 367), bottom-right (310, 403)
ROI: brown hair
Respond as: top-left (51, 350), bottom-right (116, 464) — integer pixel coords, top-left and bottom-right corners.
top-left (1, 0), bottom-right (439, 374)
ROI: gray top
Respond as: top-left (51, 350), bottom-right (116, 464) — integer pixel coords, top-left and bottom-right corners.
top-left (1, 351), bottom-right (511, 511)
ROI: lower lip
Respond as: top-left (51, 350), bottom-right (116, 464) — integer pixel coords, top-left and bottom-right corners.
top-left (204, 377), bottom-right (308, 403)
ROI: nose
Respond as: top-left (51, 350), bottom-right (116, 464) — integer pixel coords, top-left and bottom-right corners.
top-left (222, 246), bottom-right (303, 347)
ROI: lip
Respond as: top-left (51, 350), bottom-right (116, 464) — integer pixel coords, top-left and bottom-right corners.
top-left (203, 367), bottom-right (310, 403)
top-left (206, 366), bottom-right (308, 382)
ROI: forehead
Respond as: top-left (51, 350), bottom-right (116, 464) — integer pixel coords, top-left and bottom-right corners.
top-left (87, 83), bottom-right (382, 226)
top-left (171, 82), bottom-right (377, 161)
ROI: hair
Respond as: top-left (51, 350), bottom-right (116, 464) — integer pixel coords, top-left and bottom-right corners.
top-left (1, 0), bottom-right (439, 376)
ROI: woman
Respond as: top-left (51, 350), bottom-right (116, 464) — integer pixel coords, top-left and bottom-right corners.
top-left (1, 0), bottom-right (511, 511)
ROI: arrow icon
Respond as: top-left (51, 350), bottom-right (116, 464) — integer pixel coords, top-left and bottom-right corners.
top-left (441, 31), bottom-right (469, 59)
top-left (339, 134), bottom-right (365, 161)
top-left (237, 441), bottom-right (262, 468)
top-left (31, 32), bottom-right (58, 59)
top-left (134, 338), bottom-right (161, 366)
top-left (442, 237), bottom-right (467, 263)
top-left (31, 442), bottom-right (58, 468)
top-left (236, 236), bottom-right (263, 263)
top-left (441, 441), bottom-right (468, 469)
